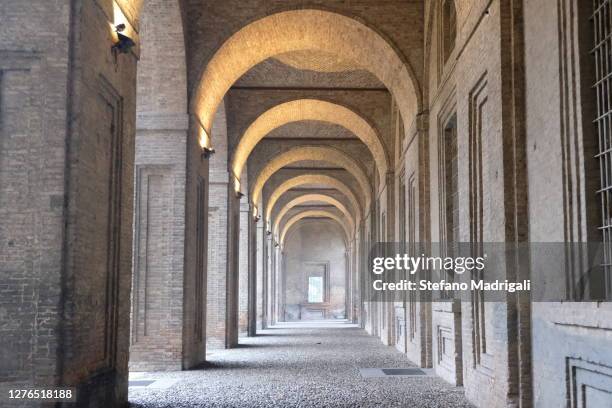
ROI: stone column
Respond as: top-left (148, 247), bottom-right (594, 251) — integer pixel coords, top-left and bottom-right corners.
top-left (226, 190), bottom-right (241, 348)
top-left (247, 210), bottom-right (258, 336)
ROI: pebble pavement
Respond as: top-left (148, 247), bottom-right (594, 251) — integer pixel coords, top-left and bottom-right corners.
top-left (129, 322), bottom-right (474, 408)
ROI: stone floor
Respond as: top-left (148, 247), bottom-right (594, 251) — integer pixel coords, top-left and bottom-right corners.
top-left (128, 321), bottom-right (474, 408)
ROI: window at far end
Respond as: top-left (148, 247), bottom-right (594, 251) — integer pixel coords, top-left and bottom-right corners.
top-left (308, 276), bottom-right (324, 303)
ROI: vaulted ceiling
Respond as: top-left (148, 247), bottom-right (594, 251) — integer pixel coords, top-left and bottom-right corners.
top-left (135, 0), bottom-right (426, 237)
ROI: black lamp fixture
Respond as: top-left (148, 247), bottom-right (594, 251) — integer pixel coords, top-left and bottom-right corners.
top-left (266, 230), bottom-right (272, 236)
top-left (111, 24), bottom-right (135, 54)
top-left (274, 242), bottom-right (280, 248)
top-left (201, 146), bottom-right (215, 159)
top-left (236, 191), bottom-right (245, 199)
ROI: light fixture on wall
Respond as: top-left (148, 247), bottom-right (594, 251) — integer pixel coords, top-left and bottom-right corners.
top-left (111, 24), bottom-right (135, 54)
top-left (233, 176), bottom-right (243, 199)
top-left (252, 207), bottom-right (261, 222)
top-left (198, 126), bottom-right (215, 159)
top-left (201, 146), bottom-right (215, 159)
top-left (274, 242), bottom-right (280, 248)
top-left (266, 230), bottom-right (272, 236)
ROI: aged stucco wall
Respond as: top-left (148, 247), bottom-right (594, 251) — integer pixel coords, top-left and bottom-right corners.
top-left (282, 219), bottom-right (347, 321)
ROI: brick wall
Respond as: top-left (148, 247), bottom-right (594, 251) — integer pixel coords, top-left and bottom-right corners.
top-left (0, 0), bottom-right (73, 401)
top-left (239, 193), bottom-right (250, 333)
top-left (525, 0), bottom-right (612, 406)
top-left (129, 0), bottom-right (190, 371)
top-left (207, 101), bottom-right (230, 350)
top-left (0, 0), bottom-right (140, 405)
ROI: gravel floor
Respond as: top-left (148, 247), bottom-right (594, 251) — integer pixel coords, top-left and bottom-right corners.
top-left (129, 322), bottom-right (474, 408)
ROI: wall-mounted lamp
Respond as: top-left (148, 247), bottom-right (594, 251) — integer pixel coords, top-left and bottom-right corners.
top-left (266, 230), bottom-right (272, 236)
top-left (233, 178), bottom-right (242, 196)
top-left (274, 242), bottom-right (280, 248)
top-left (111, 24), bottom-right (135, 54)
top-left (252, 207), bottom-right (260, 222)
top-left (198, 126), bottom-right (215, 160)
top-left (201, 146), bottom-right (215, 159)
top-left (236, 191), bottom-right (245, 199)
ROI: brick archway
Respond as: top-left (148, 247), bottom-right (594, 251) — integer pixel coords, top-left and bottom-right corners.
top-left (250, 145), bottom-right (371, 214)
top-left (231, 99), bottom-right (388, 191)
top-left (271, 193), bottom-right (355, 241)
top-left (265, 174), bottom-right (362, 230)
top-left (280, 209), bottom-right (352, 248)
top-left (192, 9), bottom-right (420, 146)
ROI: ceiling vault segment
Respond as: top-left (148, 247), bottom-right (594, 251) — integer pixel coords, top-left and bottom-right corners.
top-left (271, 193), bottom-right (355, 241)
top-left (231, 99), bottom-right (388, 192)
top-left (280, 210), bottom-right (352, 248)
top-left (192, 9), bottom-right (420, 154)
top-left (265, 174), bottom-right (362, 231)
top-left (250, 145), bottom-right (371, 215)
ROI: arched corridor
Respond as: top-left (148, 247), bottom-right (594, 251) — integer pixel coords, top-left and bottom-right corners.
top-left (2, 1), bottom-right (612, 407)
